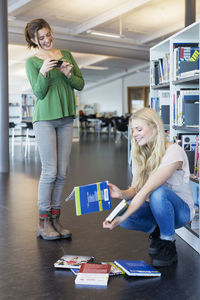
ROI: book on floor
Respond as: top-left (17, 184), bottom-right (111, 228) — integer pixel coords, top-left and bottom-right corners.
top-left (54, 254), bottom-right (94, 269)
top-left (70, 268), bottom-right (79, 275)
top-left (102, 262), bottom-right (125, 276)
top-left (75, 263), bottom-right (111, 286)
top-left (106, 199), bottom-right (129, 222)
top-left (65, 181), bottom-right (112, 216)
top-left (114, 260), bottom-right (161, 277)
top-left (71, 262), bottom-right (125, 276)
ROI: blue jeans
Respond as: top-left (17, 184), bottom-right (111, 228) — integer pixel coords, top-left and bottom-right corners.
top-left (120, 185), bottom-right (191, 240)
top-left (33, 117), bottom-right (73, 212)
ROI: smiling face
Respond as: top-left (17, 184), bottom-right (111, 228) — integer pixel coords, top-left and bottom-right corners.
top-left (131, 118), bottom-right (154, 146)
top-left (33, 27), bottom-right (54, 50)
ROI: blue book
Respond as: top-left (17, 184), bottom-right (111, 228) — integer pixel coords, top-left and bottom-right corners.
top-left (67, 181), bottom-right (112, 216)
top-left (177, 47), bottom-right (199, 77)
top-left (183, 95), bottom-right (199, 101)
top-left (114, 260), bottom-right (161, 277)
top-left (70, 268), bottom-right (79, 275)
top-left (178, 47), bottom-right (199, 62)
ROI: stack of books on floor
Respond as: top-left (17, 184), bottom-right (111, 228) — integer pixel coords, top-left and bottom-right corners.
top-left (54, 254), bottom-right (161, 287)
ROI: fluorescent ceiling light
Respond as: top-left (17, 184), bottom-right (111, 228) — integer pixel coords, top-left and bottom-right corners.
top-left (81, 65), bottom-right (109, 70)
top-left (87, 30), bottom-right (121, 39)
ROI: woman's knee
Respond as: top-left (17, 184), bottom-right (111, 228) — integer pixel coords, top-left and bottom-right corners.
top-left (40, 167), bottom-right (57, 183)
top-left (56, 171), bottom-right (67, 183)
top-left (149, 186), bottom-right (167, 206)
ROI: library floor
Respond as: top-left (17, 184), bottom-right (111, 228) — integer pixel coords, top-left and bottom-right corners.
top-left (0, 134), bottom-right (199, 300)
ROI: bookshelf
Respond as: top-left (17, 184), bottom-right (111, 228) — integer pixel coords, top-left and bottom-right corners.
top-left (9, 94), bottom-right (21, 124)
top-left (150, 21), bottom-right (200, 253)
top-left (9, 93), bottom-right (80, 142)
top-left (21, 94), bottom-right (36, 122)
top-left (9, 93), bottom-right (36, 124)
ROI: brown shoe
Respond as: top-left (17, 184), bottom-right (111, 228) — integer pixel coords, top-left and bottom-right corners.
top-left (51, 209), bottom-right (72, 239)
top-left (37, 213), bottom-right (60, 240)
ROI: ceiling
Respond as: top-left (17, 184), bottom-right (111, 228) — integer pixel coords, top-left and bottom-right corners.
top-left (8, 0), bottom-right (200, 94)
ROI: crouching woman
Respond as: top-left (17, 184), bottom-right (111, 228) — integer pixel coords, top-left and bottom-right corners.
top-left (103, 108), bottom-right (195, 267)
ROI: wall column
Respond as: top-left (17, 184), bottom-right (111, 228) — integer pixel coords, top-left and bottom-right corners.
top-left (185, 0), bottom-right (196, 27)
top-left (0, 0), bottom-right (9, 172)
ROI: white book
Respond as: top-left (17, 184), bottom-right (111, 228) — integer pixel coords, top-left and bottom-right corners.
top-left (173, 48), bottom-right (179, 81)
top-left (106, 199), bottom-right (129, 222)
top-left (75, 273), bottom-right (109, 286)
top-left (75, 263), bottom-right (111, 286)
top-left (180, 69), bottom-right (199, 78)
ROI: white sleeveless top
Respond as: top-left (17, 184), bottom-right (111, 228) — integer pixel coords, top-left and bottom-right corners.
top-left (158, 143), bottom-right (195, 220)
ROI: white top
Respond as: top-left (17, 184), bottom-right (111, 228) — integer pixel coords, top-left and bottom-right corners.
top-left (158, 143), bottom-right (195, 220)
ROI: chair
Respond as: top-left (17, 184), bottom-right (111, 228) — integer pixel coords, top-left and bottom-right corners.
top-left (80, 115), bottom-right (101, 135)
top-left (24, 122), bottom-right (37, 157)
top-left (112, 116), bottom-right (129, 141)
top-left (9, 122), bottom-right (16, 157)
top-left (99, 117), bottom-right (113, 135)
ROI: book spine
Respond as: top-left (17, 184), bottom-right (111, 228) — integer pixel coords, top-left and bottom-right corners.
top-left (75, 187), bottom-right (81, 216)
top-left (97, 182), bottom-right (103, 212)
top-left (114, 261), bottom-right (131, 275)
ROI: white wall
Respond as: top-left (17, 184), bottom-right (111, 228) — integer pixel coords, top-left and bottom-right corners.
top-left (123, 71), bottom-right (149, 113)
top-left (80, 78), bottom-right (123, 115)
top-left (81, 70), bottom-right (149, 115)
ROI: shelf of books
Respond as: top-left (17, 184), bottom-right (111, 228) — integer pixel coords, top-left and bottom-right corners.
top-left (21, 94), bottom-right (36, 122)
top-left (150, 21), bottom-right (200, 254)
top-left (9, 94), bottom-right (21, 124)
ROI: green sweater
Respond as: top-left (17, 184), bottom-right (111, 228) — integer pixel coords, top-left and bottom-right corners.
top-left (25, 49), bottom-right (84, 123)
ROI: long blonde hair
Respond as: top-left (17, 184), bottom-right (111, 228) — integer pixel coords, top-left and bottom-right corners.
top-left (130, 108), bottom-right (166, 192)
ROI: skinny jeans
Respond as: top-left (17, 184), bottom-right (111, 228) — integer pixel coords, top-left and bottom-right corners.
top-left (120, 185), bottom-right (191, 240)
top-left (33, 117), bottom-right (73, 212)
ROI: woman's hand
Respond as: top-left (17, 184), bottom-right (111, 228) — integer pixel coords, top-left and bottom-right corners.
top-left (103, 216), bottom-right (122, 230)
top-left (108, 183), bottom-right (123, 199)
top-left (60, 59), bottom-right (73, 78)
top-left (40, 58), bottom-right (56, 77)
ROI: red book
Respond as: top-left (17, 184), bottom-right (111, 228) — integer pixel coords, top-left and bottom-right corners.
top-left (75, 263), bottom-right (111, 286)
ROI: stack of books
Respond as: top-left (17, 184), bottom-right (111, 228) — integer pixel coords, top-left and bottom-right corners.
top-left (54, 254), bottom-right (161, 287)
top-left (75, 263), bottom-right (111, 286)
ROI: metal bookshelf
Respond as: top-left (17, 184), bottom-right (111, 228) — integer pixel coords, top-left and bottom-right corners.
top-left (150, 21), bottom-right (200, 253)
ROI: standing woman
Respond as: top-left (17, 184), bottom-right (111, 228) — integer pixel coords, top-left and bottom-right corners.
top-left (24, 18), bottom-right (84, 240)
top-left (103, 108), bottom-right (195, 266)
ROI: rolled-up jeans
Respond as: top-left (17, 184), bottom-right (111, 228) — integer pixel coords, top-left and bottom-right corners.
top-left (120, 185), bottom-right (191, 241)
top-left (33, 117), bottom-right (73, 212)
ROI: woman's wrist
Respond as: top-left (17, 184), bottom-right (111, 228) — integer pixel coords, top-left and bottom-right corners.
top-left (121, 189), bottom-right (132, 200)
top-left (120, 190), bottom-right (126, 199)
top-left (66, 72), bottom-right (71, 78)
top-left (40, 70), bottom-right (46, 78)
top-left (118, 215), bottom-right (126, 224)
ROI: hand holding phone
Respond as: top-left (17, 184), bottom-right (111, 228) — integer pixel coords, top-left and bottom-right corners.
top-left (50, 59), bottom-right (63, 68)
top-left (56, 60), bottom-right (63, 68)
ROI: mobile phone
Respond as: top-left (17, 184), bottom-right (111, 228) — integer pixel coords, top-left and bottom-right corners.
top-left (56, 60), bottom-right (63, 68)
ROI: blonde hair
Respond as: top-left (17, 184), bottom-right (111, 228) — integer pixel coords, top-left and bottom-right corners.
top-left (130, 108), bottom-right (166, 192)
